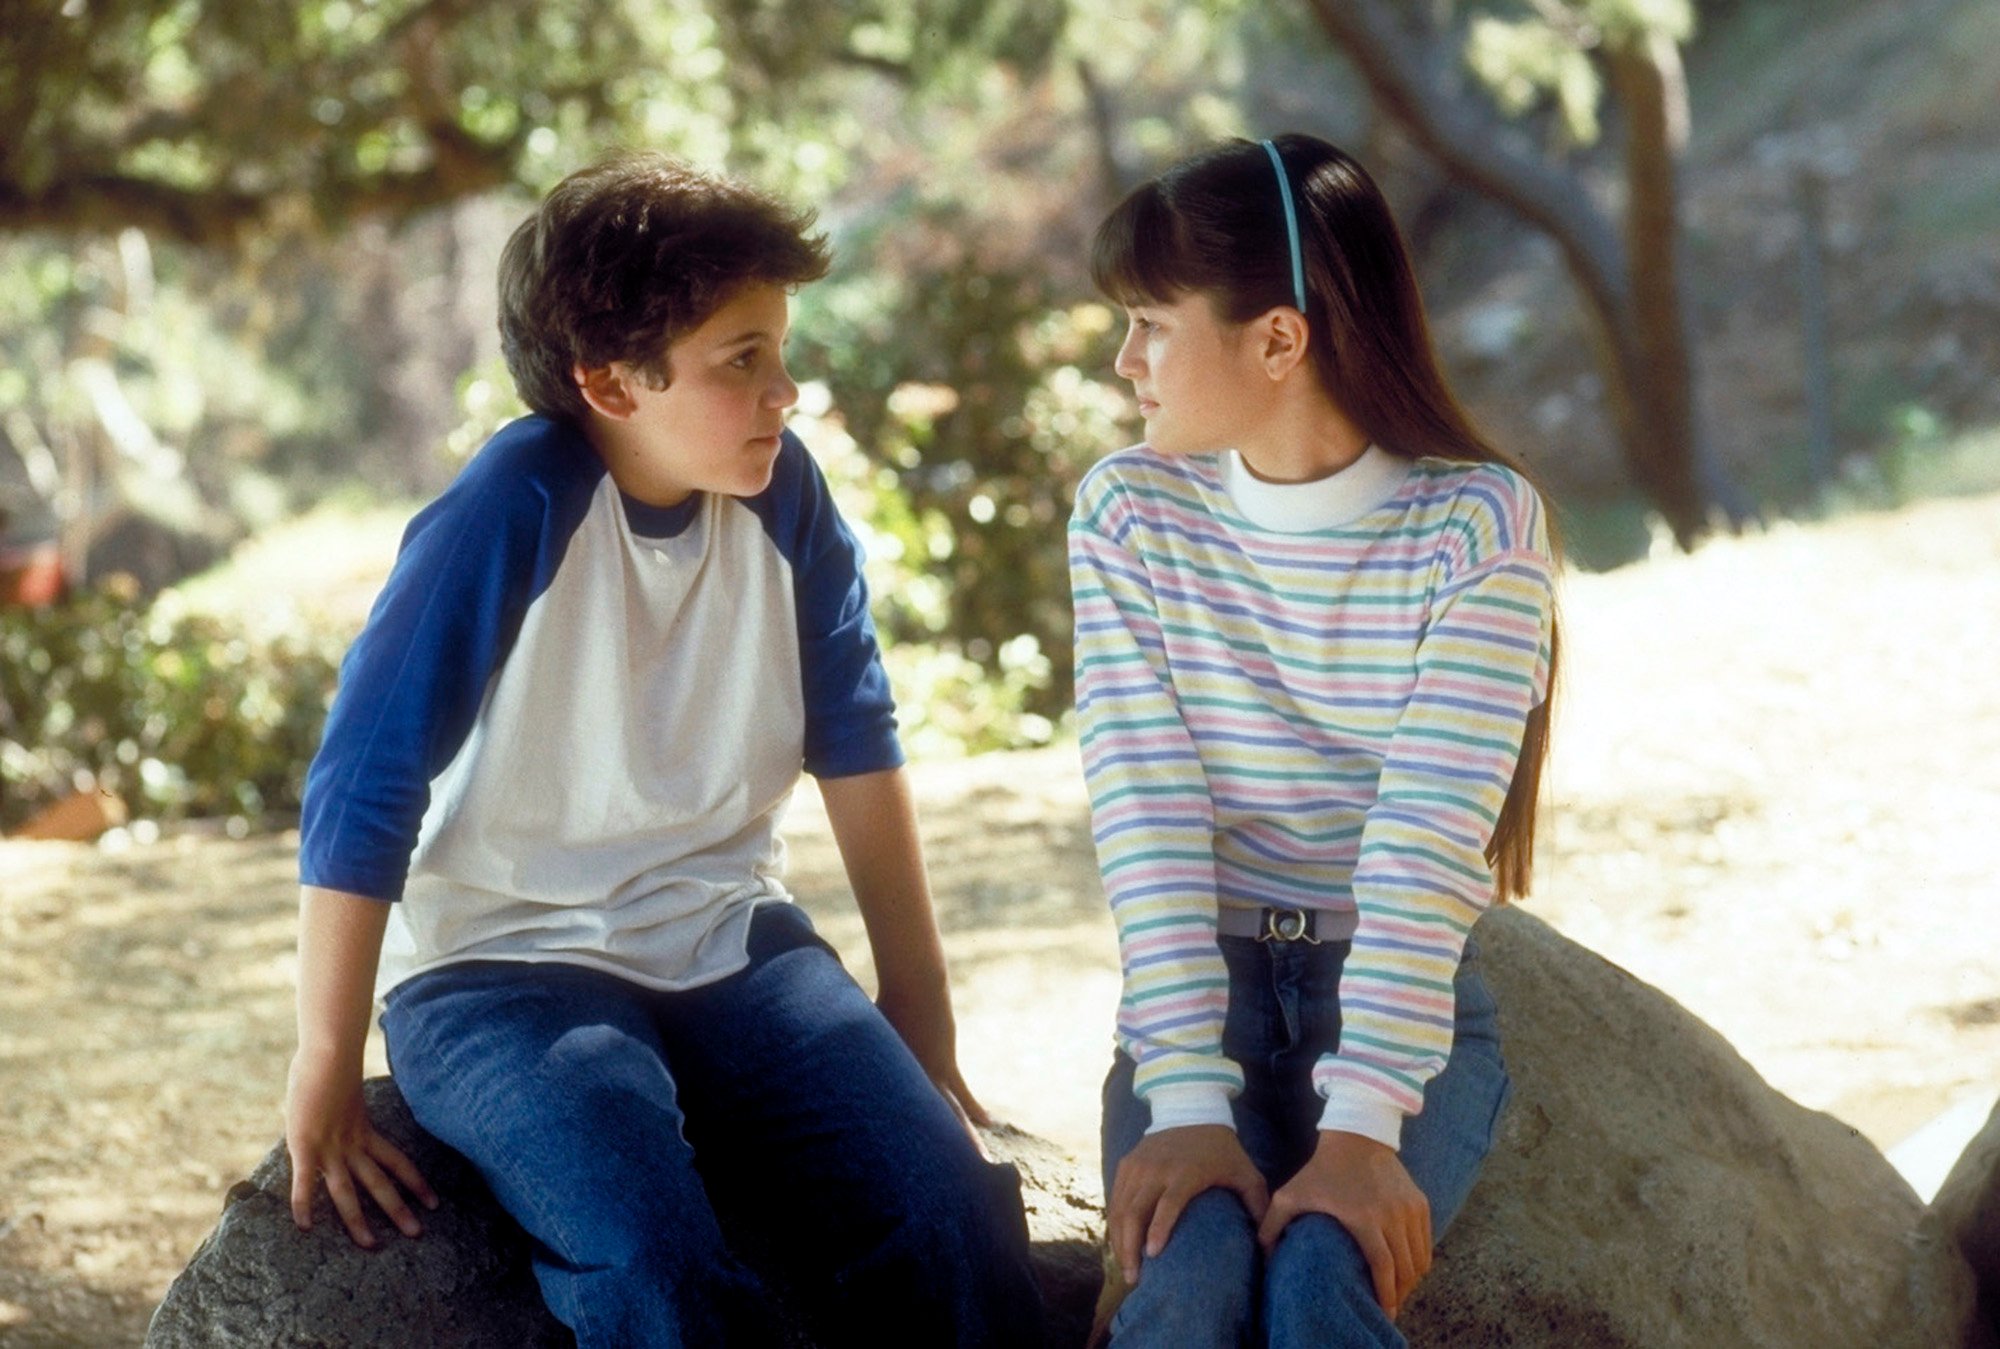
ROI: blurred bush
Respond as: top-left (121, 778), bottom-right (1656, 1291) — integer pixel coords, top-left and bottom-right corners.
top-left (794, 235), bottom-right (1129, 724)
top-left (0, 583), bottom-right (342, 833)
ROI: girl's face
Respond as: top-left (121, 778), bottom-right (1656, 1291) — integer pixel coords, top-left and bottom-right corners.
top-left (1112, 293), bottom-right (1267, 456)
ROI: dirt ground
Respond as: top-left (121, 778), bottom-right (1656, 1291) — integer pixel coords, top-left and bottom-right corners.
top-left (4, 490), bottom-right (1999, 1347)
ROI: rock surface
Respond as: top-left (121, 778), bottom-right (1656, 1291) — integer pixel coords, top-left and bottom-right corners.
top-left (1394, 907), bottom-right (1980, 1348)
top-left (1932, 1096), bottom-right (2000, 1342)
top-left (150, 909), bottom-right (1982, 1348)
top-left (144, 1078), bottom-right (568, 1349)
top-left (145, 1077), bottom-right (1100, 1348)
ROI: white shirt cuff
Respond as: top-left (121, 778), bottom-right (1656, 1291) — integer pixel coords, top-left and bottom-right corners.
top-left (1316, 1094), bottom-right (1406, 1150)
top-left (1142, 1084), bottom-right (1237, 1134)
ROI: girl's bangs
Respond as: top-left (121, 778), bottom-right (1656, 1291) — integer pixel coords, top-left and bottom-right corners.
top-left (1090, 183), bottom-right (1190, 308)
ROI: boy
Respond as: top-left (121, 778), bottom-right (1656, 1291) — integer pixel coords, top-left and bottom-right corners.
top-left (283, 152), bottom-right (1044, 1347)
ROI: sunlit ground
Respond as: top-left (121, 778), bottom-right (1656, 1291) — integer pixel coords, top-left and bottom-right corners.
top-left (4, 486), bottom-right (1999, 1345)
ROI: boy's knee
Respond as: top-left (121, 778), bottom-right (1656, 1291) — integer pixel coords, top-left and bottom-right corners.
top-left (829, 1154), bottom-right (1041, 1341)
top-left (866, 1149), bottom-right (1031, 1271)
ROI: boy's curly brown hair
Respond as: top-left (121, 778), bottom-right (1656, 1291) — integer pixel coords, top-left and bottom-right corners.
top-left (498, 152), bottom-right (831, 423)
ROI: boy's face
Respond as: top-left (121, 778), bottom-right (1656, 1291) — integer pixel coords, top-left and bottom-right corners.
top-left (577, 281), bottom-right (799, 507)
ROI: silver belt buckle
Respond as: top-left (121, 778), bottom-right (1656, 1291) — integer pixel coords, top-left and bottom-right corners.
top-left (1260, 907), bottom-right (1318, 945)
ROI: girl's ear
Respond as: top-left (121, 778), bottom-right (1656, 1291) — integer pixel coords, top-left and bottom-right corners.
top-left (574, 362), bottom-right (638, 420)
top-left (1257, 307), bottom-right (1311, 382)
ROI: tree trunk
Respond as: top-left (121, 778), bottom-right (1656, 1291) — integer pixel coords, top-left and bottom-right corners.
top-left (1603, 27), bottom-right (1705, 544)
top-left (1301, 0), bottom-right (1712, 544)
top-left (1074, 57), bottom-right (1130, 212)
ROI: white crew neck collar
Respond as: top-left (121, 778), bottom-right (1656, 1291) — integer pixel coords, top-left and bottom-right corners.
top-left (1219, 444), bottom-right (1411, 532)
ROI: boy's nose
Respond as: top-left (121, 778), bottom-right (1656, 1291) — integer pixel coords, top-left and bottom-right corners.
top-left (769, 365), bottom-right (800, 409)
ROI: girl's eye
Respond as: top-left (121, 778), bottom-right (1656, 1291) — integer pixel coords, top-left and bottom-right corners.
top-left (730, 349), bottom-right (758, 370)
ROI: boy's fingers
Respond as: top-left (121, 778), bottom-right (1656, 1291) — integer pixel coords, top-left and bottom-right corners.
top-left (352, 1154), bottom-right (422, 1240)
top-left (933, 1081), bottom-right (990, 1158)
top-left (289, 1146), bottom-right (316, 1230)
top-left (948, 1073), bottom-right (993, 1128)
top-left (368, 1134), bottom-right (438, 1210)
top-left (320, 1162), bottom-right (377, 1249)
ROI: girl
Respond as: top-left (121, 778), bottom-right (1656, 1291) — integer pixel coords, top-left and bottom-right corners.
top-left (1071, 133), bottom-right (1559, 1347)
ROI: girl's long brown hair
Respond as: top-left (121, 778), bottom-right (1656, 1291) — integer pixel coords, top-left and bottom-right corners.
top-left (1090, 133), bottom-right (1560, 903)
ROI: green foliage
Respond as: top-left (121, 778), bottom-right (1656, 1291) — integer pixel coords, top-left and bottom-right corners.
top-left (0, 584), bottom-right (342, 831)
top-left (792, 212), bottom-right (1128, 722)
top-left (4, 0), bottom-right (639, 240)
top-left (445, 358), bottom-right (532, 464)
top-left (0, 228), bottom-right (397, 545)
top-left (3, 0), bottom-right (1075, 243)
top-left (1820, 415), bottom-right (2000, 513)
top-left (1459, 0), bottom-right (1696, 149)
top-left (0, 0), bottom-right (1256, 761)
top-left (709, 0), bottom-right (1066, 92)
top-left (1465, 17), bottom-right (1604, 144)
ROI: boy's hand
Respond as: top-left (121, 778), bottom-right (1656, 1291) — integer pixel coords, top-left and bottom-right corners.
top-left (285, 1051), bottom-right (437, 1249)
top-left (877, 980), bottom-right (991, 1132)
top-left (1108, 1124), bottom-right (1268, 1287)
top-left (289, 886), bottom-right (434, 1249)
top-left (1256, 1130), bottom-right (1430, 1319)
top-left (818, 766), bottom-right (993, 1142)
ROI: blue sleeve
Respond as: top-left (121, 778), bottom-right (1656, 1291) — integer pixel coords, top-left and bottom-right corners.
top-left (298, 418), bottom-right (601, 900)
top-left (746, 431), bottom-right (904, 779)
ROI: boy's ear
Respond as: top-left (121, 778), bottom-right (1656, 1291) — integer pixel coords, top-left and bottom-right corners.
top-left (574, 362), bottom-right (638, 421)
top-left (1256, 308), bottom-right (1311, 382)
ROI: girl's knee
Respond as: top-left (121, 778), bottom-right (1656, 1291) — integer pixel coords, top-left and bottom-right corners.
top-left (1106, 1188), bottom-right (1259, 1347)
top-left (1263, 1215), bottom-right (1404, 1349)
top-left (1267, 1211), bottom-right (1370, 1286)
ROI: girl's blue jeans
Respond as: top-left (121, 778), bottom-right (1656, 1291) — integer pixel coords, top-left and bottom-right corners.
top-left (382, 900), bottom-right (1044, 1349)
top-left (1100, 929), bottom-right (1511, 1348)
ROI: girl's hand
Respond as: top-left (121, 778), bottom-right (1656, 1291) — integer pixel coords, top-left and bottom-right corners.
top-left (1108, 1124), bottom-right (1269, 1286)
top-left (1257, 1130), bottom-right (1430, 1318)
top-left (285, 1051), bottom-right (437, 1249)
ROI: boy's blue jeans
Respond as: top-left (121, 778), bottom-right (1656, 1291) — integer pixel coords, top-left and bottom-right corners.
top-left (1100, 930), bottom-right (1510, 1348)
top-left (382, 901), bottom-right (1044, 1349)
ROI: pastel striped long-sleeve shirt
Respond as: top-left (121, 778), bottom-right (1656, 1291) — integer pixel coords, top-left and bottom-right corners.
top-left (1070, 443), bottom-right (1554, 1148)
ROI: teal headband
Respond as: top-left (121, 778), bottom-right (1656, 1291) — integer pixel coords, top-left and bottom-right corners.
top-left (1260, 138), bottom-right (1307, 312)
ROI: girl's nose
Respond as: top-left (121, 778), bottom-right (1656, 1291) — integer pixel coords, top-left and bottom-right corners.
top-left (1113, 328), bottom-right (1144, 380)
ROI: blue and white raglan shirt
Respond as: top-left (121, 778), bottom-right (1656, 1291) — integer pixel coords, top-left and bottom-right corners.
top-left (298, 415), bottom-right (902, 1000)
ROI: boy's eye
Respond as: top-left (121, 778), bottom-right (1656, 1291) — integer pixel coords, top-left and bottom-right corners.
top-left (730, 349), bottom-right (758, 369)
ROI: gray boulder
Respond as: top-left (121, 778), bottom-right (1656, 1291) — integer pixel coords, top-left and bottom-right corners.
top-left (145, 1078), bottom-right (569, 1349)
top-left (153, 910), bottom-right (1982, 1348)
top-left (1396, 906), bottom-right (1981, 1348)
top-left (146, 1077), bottom-right (1100, 1348)
top-left (1931, 1096), bottom-right (2000, 1341)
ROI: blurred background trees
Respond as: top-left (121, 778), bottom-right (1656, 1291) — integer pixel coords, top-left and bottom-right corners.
top-left (3, 0), bottom-right (1998, 830)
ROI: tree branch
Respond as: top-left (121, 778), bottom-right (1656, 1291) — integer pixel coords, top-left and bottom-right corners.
top-left (834, 50), bottom-right (916, 83)
top-left (1300, 0), bottom-right (1630, 332)
top-left (0, 173), bottom-right (266, 247)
